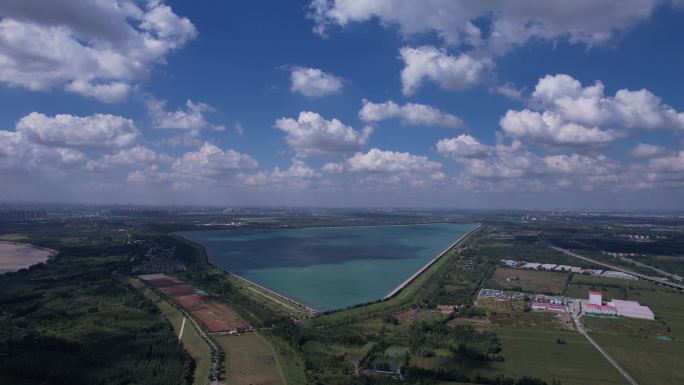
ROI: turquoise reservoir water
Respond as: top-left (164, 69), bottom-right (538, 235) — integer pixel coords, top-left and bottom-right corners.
top-left (178, 223), bottom-right (476, 311)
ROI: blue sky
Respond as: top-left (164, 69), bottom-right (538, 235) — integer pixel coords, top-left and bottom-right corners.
top-left (1, 0), bottom-right (684, 209)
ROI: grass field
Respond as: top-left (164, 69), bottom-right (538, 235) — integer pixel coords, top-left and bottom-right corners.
top-left (477, 325), bottom-right (626, 385)
top-left (216, 333), bottom-right (284, 385)
top-left (130, 278), bottom-right (213, 385)
top-left (581, 285), bottom-right (684, 385)
top-left (488, 267), bottom-right (568, 295)
top-left (263, 335), bottom-right (309, 385)
top-left (565, 274), bottom-right (656, 300)
top-left (408, 309), bottom-right (626, 385)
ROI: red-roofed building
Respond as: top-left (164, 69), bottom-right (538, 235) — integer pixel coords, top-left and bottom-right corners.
top-left (589, 291), bottom-right (602, 305)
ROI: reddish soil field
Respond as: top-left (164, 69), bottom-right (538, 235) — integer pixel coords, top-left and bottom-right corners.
top-left (146, 276), bottom-right (250, 333)
top-left (393, 309), bottom-right (417, 324)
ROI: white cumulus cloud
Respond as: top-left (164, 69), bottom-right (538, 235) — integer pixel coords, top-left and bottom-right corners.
top-left (630, 143), bottom-right (669, 158)
top-left (500, 109), bottom-right (618, 146)
top-left (171, 142), bottom-right (257, 179)
top-left (500, 74), bottom-right (684, 146)
top-left (399, 46), bottom-right (492, 95)
top-left (309, 0), bottom-right (667, 53)
top-left (0, 0), bottom-right (197, 101)
top-left (16, 112), bottom-right (139, 149)
top-left (274, 111), bottom-right (372, 157)
top-left (290, 66), bottom-right (343, 97)
top-left (147, 99), bottom-right (226, 131)
top-left (436, 134), bottom-right (493, 159)
top-left (359, 99), bottom-right (463, 128)
top-left (346, 148), bottom-right (441, 173)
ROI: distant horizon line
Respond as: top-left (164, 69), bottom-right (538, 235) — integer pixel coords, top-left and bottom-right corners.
top-left (1, 200), bottom-right (684, 214)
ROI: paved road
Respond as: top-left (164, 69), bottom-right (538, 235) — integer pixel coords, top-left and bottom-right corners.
top-left (540, 235), bottom-right (684, 291)
top-left (570, 304), bottom-right (638, 385)
top-left (619, 256), bottom-right (683, 282)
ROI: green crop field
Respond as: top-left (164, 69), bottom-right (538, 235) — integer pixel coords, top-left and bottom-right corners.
top-left (488, 267), bottom-right (568, 295)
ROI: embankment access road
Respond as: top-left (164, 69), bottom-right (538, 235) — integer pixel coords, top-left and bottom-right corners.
top-left (384, 223), bottom-right (481, 300)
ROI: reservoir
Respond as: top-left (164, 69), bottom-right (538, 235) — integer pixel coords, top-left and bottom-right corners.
top-left (178, 222), bottom-right (477, 311)
top-left (0, 242), bottom-right (54, 273)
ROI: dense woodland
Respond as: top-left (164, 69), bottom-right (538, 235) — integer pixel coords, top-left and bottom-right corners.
top-left (0, 223), bottom-right (195, 385)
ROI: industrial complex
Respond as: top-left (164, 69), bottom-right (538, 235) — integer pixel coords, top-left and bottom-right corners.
top-left (581, 291), bottom-right (655, 320)
top-left (478, 288), bottom-right (655, 321)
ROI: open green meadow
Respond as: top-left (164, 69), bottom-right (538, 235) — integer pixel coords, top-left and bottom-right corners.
top-left (476, 325), bottom-right (626, 385)
top-left (216, 333), bottom-right (284, 385)
top-left (263, 335), bottom-right (309, 385)
top-left (565, 274), bottom-right (657, 300)
top-left (581, 284), bottom-right (684, 385)
top-left (488, 267), bottom-right (568, 295)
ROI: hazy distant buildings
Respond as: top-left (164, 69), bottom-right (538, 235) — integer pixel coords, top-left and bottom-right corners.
top-left (0, 209), bottom-right (48, 221)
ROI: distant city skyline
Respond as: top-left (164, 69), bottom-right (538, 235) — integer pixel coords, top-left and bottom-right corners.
top-left (1, 1), bottom-right (684, 209)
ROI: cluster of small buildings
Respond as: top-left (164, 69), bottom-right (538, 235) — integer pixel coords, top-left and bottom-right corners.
top-left (604, 251), bottom-right (640, 257)
top-left (478, 289), bottom-right (568, 313)
top-left (531, 302), bottom-right (566, 312)
top-left (132, 240), bottom-right (187, 274)
top-left (531, 297), bottom-right (567, 313)
top-left (500, 259), bottom-right (638, 280)
top-left (581, 291), bottom-right (655, 320)
top-left (478, 288), bottom-right (525, 301)
top-left (618, 233), bottom-right (651, 241)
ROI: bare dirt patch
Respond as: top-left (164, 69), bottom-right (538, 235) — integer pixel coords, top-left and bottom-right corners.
top-left (146, 276), bottom-right (250, 333)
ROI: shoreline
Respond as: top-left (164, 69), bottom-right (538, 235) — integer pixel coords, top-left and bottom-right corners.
top-left (183, 221), bottom-right (472, 233)
top-left (174, 233), bottom-right (320, 314)
top-left (0, 240), bottom-right (58, 273)
top-left (176, 222), bottom-right (480, 314)
top-left (383, 223), bottom-right (481, 300)
top-left (228, 271), bottom-right (319, 314)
